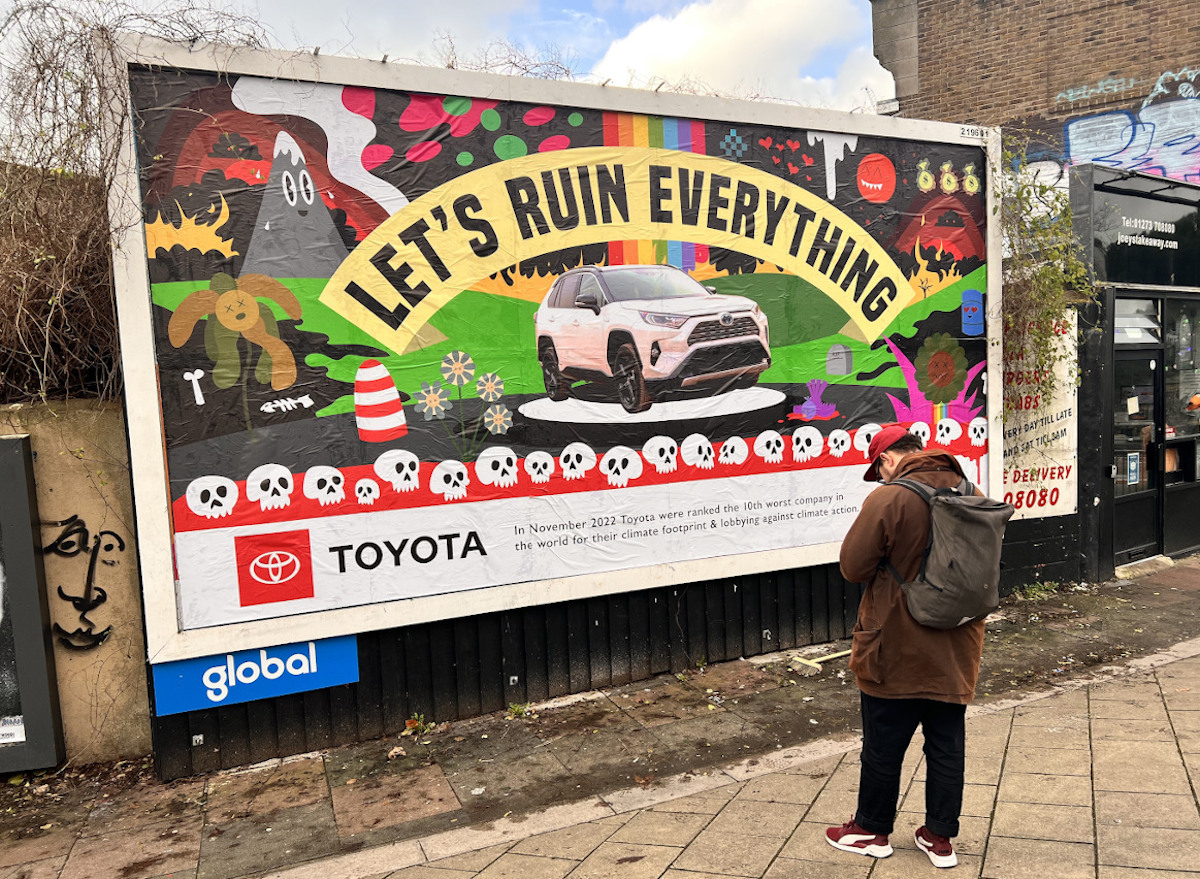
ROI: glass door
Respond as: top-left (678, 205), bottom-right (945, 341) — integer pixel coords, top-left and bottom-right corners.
top-left (1113, 350), bottom-right (1161, 564)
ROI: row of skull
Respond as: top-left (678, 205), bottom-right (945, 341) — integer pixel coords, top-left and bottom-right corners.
top-left (183, 417), bottom-right (987, 519)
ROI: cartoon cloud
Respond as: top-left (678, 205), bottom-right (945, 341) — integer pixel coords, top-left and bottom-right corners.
top-left (240, 132), bottom-right (350, 280)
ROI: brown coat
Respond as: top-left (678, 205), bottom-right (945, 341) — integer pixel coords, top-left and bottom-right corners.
top-left (839, 449), bottom-right (985, 704)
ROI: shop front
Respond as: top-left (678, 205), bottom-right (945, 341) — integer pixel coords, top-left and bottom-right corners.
top-left (1072, 166), bottom-right (1200, 568)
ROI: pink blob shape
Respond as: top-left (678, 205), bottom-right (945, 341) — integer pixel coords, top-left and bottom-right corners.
top-left (538, 135), bottom-right (571, 152)
top-left (399, 94), bottom-right (500, 138)
top-left (361, 144), bottom-right (394, 171)
top-left (406, 140), bottom-right (443, 163)
top-left (342, 86), bottom-right (376, 119)
top-left (524, 106), bottom-right (556, 126)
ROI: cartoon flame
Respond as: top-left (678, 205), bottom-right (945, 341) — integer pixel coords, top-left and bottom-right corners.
top-left (144, 196), bottom-right (238, 260)
top-left (906, 238), bottom-right (962, 300)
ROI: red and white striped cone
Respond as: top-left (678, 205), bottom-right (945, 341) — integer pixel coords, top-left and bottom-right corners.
top-left (354, 359), bottom-right (408, 442)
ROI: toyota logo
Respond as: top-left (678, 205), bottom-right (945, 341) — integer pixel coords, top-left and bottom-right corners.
top-left (249, 551), bottom-right (302, 585)
top-left (719, 312), bottom-right (733, 326)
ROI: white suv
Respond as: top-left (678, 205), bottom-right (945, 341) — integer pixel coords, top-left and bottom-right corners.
top-left (534, 265), bottom-right (770, 413)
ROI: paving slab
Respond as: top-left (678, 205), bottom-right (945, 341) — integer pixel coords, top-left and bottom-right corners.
top-left (204, 758), bottom-right (327, 823)
top-left (1000, 746), bottom-right (1091, 777)
top-left (0, 856), bottom-right (67, 879)
top-left (982, 836), bottom-right (1095, 879)
top-left (996, 772), bottom-right (1092, 805)
top-left (570, 841), bottom-right (683, 879)
top-left (732, 772), bottom-right (827, 806)
top-left (608, 812), bottom-right (710, 847)
top-left (509, 822), bottom-right (618, 859)
top-left (1094, 790), bottom-right (1200, 829)
top-left (197, 801), bottom-right (340, 879)
top-left (60, 818), bottom-right (203, 879)
top-left (670, 829), bottom-right (783, 877)
top-left (705, 799), bottom-right (803, 839)
top-left (83, 778), bottom-right (206, 837)
top-left (989, 802), bottom-right (1094, 842)
top-left (1092, 741), bottom-right (1192, 793)
top-left (471, 852), bottom-right (576, 879)
top-left (332, 763), bottom-right (460, 837)
top-left (761, 857), bottom-right (872, 879)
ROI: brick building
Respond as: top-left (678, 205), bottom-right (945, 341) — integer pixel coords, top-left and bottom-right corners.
top-left (870, 0), bottom-right (1200, 181)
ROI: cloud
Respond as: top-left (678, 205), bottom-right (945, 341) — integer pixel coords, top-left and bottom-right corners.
top-left (589, 0), bottom-right (894, 111)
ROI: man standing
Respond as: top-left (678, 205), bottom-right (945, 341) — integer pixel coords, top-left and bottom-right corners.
top-left (824, 424), bottom-right (984, 869)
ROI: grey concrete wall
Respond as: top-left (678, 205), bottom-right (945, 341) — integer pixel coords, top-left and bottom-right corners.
top-left (1, 401), bottom-right (151, 764)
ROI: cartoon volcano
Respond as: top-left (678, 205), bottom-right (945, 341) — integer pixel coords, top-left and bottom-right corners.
top-left (240, 131), bottom-right (350, 280)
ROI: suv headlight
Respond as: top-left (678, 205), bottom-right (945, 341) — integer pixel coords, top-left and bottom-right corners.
top-left (639, 311), bottom-right (689, 328)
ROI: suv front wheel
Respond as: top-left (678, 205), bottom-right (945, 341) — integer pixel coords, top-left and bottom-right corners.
top-left (540, 345), bottom-right (570, 401)
top-left (613, 344), bottom-right (652, 414)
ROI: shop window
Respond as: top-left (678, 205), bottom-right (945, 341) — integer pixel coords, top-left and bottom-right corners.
top-left (1165, 300), bottom-right (1200, 441)
top-left (1114, 299), bottom-right (1161, 345)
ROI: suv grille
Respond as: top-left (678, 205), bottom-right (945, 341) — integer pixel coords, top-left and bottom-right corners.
top-left (680, 341), bottom-right (769, 375)
top-left (688, 316), bottom-right (759, 344)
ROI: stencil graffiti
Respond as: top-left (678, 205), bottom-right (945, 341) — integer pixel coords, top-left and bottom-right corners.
top-left (42, 515), bottom-right (126, 650)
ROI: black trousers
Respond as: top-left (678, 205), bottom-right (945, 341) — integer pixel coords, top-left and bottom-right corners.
top-left (854, 692), bottom-right (966, 839)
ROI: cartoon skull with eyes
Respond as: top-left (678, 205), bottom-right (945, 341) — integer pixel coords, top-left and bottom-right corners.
top-left (475, 447), bottom-right (518, 488)
top-left (968, 417), bottom-right (988, 447)
top-left (792, 426), bottom-right (823, 463)
top-left (246, 463), bottom-right (293, 511)
top-left (600, 446), bottom-right (644, 488)
top-left (935, 418), bottom-right (963, 445)
top-left (909, 421), bottom-right (931, 445)
top-left (719, 436), bottom-right (749, 465)
top-left (560, 443), bottom-right (597, 481)
top-left (186, 475), bottom-right (239, 519)
top-left (754, 430), bottom-right (785, 464)
top-left (303, 465), bottom-right (345, 506)
top-left (355, 478), bottom-right (380, 506)
top-left (853, 423), bottom-right (882, 458)
top-left (681, 434), bottom-right (714, 470)
top-left (642, 436), bottom-right (678, 474)
top-left (828, 429), bottom-right (851, 458)
top-left (374, 448), bottom-right (421, 493)
top-left (430, 460), bottom-right (470, 500)
top-left (524, 451), bottom-right (555, 484)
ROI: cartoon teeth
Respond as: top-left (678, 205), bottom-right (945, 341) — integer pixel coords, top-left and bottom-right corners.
top-left (753, 430), bottom-right (785, 464)
top-left (792, 426), bottom-right (823, 463)
top-left (718, 436), bottom-right (749, 465)
top-left (936, 418), bottom-right (963, 445)
top-left (374, 448), bottom-right (421, 493)
top-left (475, 447), bottom-right (518, 488)
top-left (968, 416), bottom-right (988, 447)
top-left (524, 451), bottom-right (555, 484)
top-left (355, 478), bottom-right (380, 506)
top-left (430, 460), bottom-right (470, 500)
top-left (642, 436), bottom-right (678, 474)
top-left (560, 442), bottom-right (597, 481)
top-left (304, 465), bottom-right (345, 506)
top-left (246, 463), bottom-right (293, 511)
top-left (600, 446), bottom-right (643, 488)
top-left (828, 429), bottom-right (851, 458)
top-left (186, 475), bottom-right (238, 519)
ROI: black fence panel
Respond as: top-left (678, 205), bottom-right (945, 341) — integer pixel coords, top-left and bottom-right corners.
top-left (152, 562), bottom-right (859, 779)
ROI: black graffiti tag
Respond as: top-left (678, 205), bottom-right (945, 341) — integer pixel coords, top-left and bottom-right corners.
top-left (42, 515), bottom-right (125, 650)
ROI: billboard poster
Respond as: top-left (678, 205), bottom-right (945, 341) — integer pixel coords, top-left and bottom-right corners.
top-left (1001, 314), bottom-right (1079, 519)
top-left (0, 557), bottom-right (27, 745)
top-left (120, 53), bottom-right (995, 644)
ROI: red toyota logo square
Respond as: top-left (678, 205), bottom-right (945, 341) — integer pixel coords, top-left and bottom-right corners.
top-left (235, 530), bottom-right (314, 606)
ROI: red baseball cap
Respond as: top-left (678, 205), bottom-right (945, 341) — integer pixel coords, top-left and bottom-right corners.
top-left (1187, 394), bottom-right (1200, 411)
top-left (863, 424), bottom-right (912, 482)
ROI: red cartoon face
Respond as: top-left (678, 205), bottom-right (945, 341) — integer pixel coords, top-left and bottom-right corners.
top-left (857, 153), bottom-right (896, 203)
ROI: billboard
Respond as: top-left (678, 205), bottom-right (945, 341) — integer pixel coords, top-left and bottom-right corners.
top-left (112, 40), bottom-right (1000, 662)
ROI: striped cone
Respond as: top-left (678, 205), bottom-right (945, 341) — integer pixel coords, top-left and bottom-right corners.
top-left (354, 360), bottom-right (408, 442)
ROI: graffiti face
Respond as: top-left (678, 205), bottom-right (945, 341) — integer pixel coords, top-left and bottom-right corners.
top-left (962, 288), bottom-right (985, 335)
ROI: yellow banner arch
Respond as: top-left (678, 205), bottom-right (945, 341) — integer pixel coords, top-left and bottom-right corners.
top-left (322, 148), bottom-right (913, 354)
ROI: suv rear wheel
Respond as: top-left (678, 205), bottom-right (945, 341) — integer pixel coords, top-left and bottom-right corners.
top-left (613, 344), bottom-right (652, 413)
top-left (540, 346), bottom-right (570, 401)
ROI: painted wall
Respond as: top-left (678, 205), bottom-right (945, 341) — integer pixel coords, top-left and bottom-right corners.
top-left (0, 401), bottom-right (151, 764)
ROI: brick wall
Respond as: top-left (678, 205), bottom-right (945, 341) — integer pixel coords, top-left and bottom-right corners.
top-left (873, 0), bottom-right (1200, 129)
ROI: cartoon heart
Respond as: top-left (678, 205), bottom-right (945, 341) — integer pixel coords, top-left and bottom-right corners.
top-left (803, 154), bottom-right (814, 166)
top-left (758, 136), bottom-right (773, 149)
top-left (772, 155), bottom-right (781, 165)
top-left (786, 139), bottom-right (801, 151)
top-left (775, 143), bottom-right (785, 151)
top-left (788, 163), bottom-right (799, 174)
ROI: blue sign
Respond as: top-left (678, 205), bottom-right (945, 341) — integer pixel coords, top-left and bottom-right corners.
top-left (151, 636), bottom-right (358, 716)
top-left (1127, 452), bottom-right (1141, 488)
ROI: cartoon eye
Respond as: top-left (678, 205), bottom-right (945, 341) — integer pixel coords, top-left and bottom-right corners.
top-left (299, 170), bottom-right (315, 206)
top-left (282, 171), bottom-right (297, 206)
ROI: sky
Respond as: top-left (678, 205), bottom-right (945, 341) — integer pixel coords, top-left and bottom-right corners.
top-left (238, 0), bottom-right (894, 112)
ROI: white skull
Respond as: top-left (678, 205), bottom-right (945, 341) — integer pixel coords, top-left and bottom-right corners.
top-left (303, 465), bottom-right (345, 506)
top-left (430, 460), bottom-right (470, 500)
top-left (753, 430), bottom-right (785, 464)
top-left (245, 463), bottom-right (293, 512)
top-left (909, 421), bottom-right (931, 445)
top-left (641, 436), bottom-right (678, 474)
top-left (560, 442), bottom-right (597, 481)
top-left (600, 446), bottom-right (644, 488)
top-left (681, 433), bottom-right (714, 469)
top-left (718, 436), bottom-right (749, 465)
top-left (185, 475), bottom-right (238, 519)
top-left (828, 429), bottom-right (851, 458)
top-left (374, 449), bottom-right (421, 493)
top-left (936, 418), bottom-right (963, 445)
top-left (355, 478), bottom-right (380, 506)
top-left (792, 426), bottom-right (823, 463)
top-left (524, 450), bottom-right (555, 484)
top-left (853, 423), bottom-right (882, 457)
top-left (475, 446), bottom-right (518, 488)
top-left (968, 416), bottom-right (988, 447)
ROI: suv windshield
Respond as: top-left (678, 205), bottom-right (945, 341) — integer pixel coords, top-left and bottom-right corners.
top-left (602, 267), bottom-right (710, 302)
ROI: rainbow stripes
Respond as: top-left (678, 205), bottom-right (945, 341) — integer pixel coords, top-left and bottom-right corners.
top-left (603, 113), bottom-right (709, 271)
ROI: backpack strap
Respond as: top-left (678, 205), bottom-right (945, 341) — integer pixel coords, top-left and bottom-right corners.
top-left (880, 477), bottom-right (971, 585)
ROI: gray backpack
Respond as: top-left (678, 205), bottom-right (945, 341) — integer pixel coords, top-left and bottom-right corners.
top-left (884, 477), bottom-right (1015, 629)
